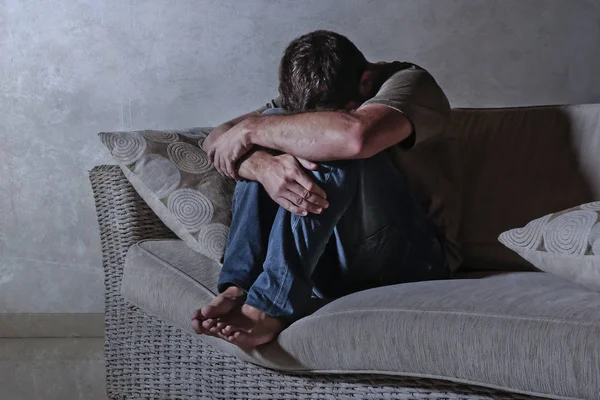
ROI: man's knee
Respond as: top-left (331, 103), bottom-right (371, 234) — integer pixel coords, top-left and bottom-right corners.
top-left (307, 152), bottom-right (393, 187)
top-left (304, 159), bottom-right (360, 198)
top-left (306, 152), bottom-right (400, 205)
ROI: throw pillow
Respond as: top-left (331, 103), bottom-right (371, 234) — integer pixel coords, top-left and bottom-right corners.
top-left (98, 128), bottom-right (234, 262)
top-left (498, 201), bottom-right (600, 291)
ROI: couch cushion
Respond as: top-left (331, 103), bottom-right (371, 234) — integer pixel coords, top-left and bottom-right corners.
top-left (451, 104), bottom-right (600, 271)
top-left (122, 239), bottom-right (220, 331)
top-left (123, 239), bottom-right (600, 400)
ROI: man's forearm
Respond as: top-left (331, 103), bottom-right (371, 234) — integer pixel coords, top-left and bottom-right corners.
top-left (246, 111), bottom-right (365, 161)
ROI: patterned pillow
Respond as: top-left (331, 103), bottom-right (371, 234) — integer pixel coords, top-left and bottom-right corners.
top-left (499, 201), bottom-right (600, 291)
top-left (98, 128), bottom-right (234, 262)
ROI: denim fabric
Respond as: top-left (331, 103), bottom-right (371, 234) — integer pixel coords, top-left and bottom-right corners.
top-left (218, 109), bottom-right (449, 321)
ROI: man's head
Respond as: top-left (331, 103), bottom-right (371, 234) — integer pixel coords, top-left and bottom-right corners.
top-left (279, 30), bottom-right (374, 112)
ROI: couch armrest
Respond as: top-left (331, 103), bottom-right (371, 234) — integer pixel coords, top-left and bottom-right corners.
top-left (89, 164), bottom-right (177, 264)
top-left (89, 164), bottom-right (177, 293)
top-left (88, 165), bottom-right (177, 395)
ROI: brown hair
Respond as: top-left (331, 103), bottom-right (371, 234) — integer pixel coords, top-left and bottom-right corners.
top-left (278, 30), bottom-right (368, 112)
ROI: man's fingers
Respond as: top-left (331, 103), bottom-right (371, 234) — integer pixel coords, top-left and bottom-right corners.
top-left (295, 172), bottom-right (327, 200)
top-left (296, 157), bottom-right (318, 171)
top-left (287, 183), bottom-right (328, 212)
top-left (224, 158), bottom-right (236, 179)
top-left (277, 197), bottom-right (307, 216)
top-left (214, 153), bottom-right (226, 177)
top-left (207, 147), bottom-right (216, 164)
top-left (304, 191), bottom-right (329, 209)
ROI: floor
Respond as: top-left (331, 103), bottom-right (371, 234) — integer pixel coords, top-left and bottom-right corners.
top-left (0, 314), bottom-right (107, 400)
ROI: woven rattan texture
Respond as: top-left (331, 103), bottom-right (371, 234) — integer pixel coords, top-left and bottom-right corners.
top-left (90, 165), bottom-right (541, 400)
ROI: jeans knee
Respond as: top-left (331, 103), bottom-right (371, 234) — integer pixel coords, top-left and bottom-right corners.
top-left (306, 160), bottom-right (360, 191)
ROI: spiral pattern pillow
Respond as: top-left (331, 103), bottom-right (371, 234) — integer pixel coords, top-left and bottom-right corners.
top-left (98, 128), bottom-right (234, 262)
top-left (499, 201), bottom-right (600, 291)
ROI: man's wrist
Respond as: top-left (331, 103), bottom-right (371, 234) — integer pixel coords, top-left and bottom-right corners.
top-left (238, 149), bottom-right (272, 182)
top-left (243, 114), bottom-right (263, 147)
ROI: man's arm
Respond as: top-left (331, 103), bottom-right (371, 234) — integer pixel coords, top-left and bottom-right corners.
top-left (207, 68), bottom-right (450, 177)
top-left (249, 104), bottom-right (413, 160)
top-left (206, 105), bottom-right (413, 177)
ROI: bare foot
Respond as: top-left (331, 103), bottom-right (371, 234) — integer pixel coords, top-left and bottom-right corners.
top-left (191, 286), bottom-right (246, 336)
top-left (217, 304), bottom-right (286, 348)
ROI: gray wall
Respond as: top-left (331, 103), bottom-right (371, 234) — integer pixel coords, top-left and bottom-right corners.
top-left (1, 0), bottom-right (599, 313)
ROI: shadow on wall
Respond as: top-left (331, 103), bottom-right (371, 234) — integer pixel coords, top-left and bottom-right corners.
top-left (450, 105), bottom-right (597, 271)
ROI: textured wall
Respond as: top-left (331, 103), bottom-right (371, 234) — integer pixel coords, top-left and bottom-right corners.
top-left (1, 0), bottom-right (599, 313)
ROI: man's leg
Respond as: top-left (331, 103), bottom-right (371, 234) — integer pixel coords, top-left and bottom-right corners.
top-left (325, 151), bottom-right (449, 296)
top-left (195, 179), bottom-right (279, 334)
top-left (218, 180), bottom-right (280, 292)
top-left (245, 160), bottom-right (360, 319)
top-left (216, 159), bottom-right (359, 345)
top-left (219, 151), bottom-right (449, 346)
top-left (195, 107), bottom-right (285, 334)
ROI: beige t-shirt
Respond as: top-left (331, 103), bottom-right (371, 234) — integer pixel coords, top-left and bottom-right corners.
top-left (260, 63), bottom-right (462, 271)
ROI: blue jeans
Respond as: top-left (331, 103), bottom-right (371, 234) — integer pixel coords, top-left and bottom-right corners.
top-left (218, 110), bottom-right (449, 322)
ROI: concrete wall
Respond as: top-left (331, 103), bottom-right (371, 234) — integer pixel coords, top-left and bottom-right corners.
top-left (1, 0), bottom-right (599, 313)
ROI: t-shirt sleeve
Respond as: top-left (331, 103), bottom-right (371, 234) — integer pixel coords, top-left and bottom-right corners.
top-left (360, 67), bottom-right (450, 148)
top-left (253, 96), bottom-right (282, 113)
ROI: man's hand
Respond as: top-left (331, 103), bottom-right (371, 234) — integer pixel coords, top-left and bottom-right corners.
top-left (256, 153), bottom-right (329, 216)
top-left (205, 118), bottom-right (255, 179)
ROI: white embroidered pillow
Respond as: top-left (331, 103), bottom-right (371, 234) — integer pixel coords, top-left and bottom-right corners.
top-left (499, 201), bottom-right (600, 291)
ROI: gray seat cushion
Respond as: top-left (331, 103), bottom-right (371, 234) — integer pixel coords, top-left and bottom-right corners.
top-left (123, 239), bottom-right (600, 400)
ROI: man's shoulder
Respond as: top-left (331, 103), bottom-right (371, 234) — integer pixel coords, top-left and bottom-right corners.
top-left (380, 62), bottom-right (434, 88)
top-left (365, 62), bottom-right (450, 147)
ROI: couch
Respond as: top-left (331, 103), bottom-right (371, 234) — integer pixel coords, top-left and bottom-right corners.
top-left (90, 104), bottom-right (600, 400)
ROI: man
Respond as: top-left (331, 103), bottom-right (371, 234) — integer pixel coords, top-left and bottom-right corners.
top-left (191, 30), bottom-right (454, 348)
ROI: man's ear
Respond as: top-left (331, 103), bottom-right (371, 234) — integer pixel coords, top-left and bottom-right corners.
top-left (345, 69), bottom-right (376, 110)
top-left (358, 70), bottom-right (375, 98)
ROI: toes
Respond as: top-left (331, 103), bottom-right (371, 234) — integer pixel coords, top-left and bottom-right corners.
top-left (201, 304), bottom-right (217, 319)
top-left (192, 309), bottom-right (204, 321)
top-left (192, 319), bottom-right (209, 335)
top-left (191, 319), bottom-right (202, 334)
top-left (221, 325), bottom-right (235, 336)
top-left (229, 331), bottom-right (246, 345)
top-left (215, 330), bottom-right (231, 341)
top-left (209, 319), bottom-right (227, 334)
top-left (202, 318), bottom-right (217, 330)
